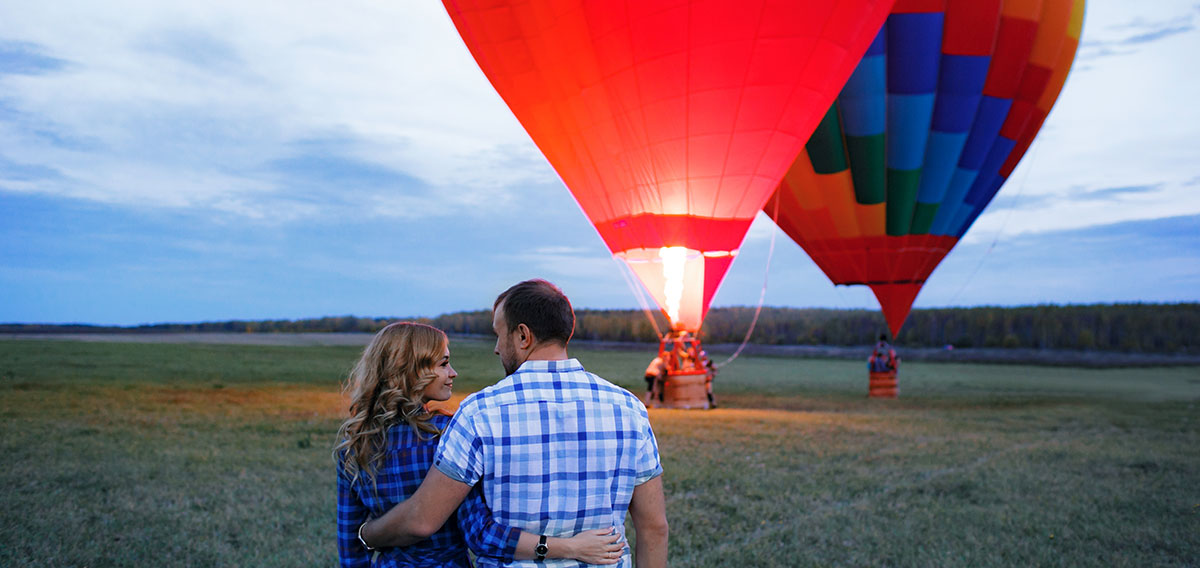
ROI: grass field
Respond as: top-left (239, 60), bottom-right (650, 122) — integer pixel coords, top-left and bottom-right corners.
top-left (1, 338), bottom-right (1198, 567)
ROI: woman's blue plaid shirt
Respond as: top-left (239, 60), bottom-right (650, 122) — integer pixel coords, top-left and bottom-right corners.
top-left (336, 413), bottom-right (519, 567)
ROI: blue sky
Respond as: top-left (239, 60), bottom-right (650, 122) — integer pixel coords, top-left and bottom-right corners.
top-left (1, 1), bottom-right (1198, 326)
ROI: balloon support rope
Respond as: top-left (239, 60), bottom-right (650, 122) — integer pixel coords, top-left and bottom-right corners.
top-left (613, 256), bottom-right (664, 339)
top-left (714, 205), bottom-right (779, 370)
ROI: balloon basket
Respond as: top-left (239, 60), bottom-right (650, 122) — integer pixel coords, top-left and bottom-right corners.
top-left (657, 370), bottom-right (710, 410)
top-left (868, 371), bottom-right (898, 399)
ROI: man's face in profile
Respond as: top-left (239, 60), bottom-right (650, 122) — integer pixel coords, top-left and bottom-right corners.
top-left (492, 301), bottom-right (521, 376)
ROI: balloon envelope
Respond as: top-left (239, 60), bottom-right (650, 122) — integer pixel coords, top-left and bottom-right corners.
top-left (765, 0), bottom-right (1084, 336)
top-left (443, 0), bottom-right (894, 331)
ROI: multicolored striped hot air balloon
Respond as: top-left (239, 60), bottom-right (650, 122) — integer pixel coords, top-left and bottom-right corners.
top-left (765, 0), bottom-right (1085, 336)
top-left (443, 0), bottom-right (894, 333)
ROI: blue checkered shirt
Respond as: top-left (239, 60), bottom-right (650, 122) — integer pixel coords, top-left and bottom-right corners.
top-left (336, 413), bottom-right (519, 567)
top-left (433, 358), bottom-right (663, 568)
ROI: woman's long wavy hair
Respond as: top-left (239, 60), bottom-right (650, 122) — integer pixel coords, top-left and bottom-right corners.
top-left (334, 322), bottom-right (447, 488)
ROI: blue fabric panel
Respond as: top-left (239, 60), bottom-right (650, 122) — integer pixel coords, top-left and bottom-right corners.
top-left (964, 136), bottom-right (1015, 205)
top-left (954, 168), bottom-right (1012, 236)
top-left (938, 55), bottom-right (991, 95)
top-left (929, 167), bottom-right (978, 235)
top-left (931, 92), bottom-right (984, 133)
top-left (887, 93), bottom-right (936, 170)
top-left (951, 205), bottom-right (981, 238)
top-left (916, 130), bottom-right (968, 203)
top-left (953, 181), bottom-right (1003, 238)
top-left (947, 203), bottom-right (977, 239)
top-left (886, 13), bottom-right (944, 94)
top-left (957, 96), bottom-right (1011, 170)
top-left (864, 25), bottom-right (886, 57)
top-left (955, 175), bottom-right (1010, 240)
top-left (839, 56), bottom-right (886, 136)
top-left (931, 56), bottom-right (990, 132)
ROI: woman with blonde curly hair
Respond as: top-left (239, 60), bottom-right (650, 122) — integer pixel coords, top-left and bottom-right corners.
top-left (335, 322), bottom-right (620, 567)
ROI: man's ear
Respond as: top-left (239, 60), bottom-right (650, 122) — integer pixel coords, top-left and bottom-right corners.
top-left (515, 323), bottom-right (534, 350)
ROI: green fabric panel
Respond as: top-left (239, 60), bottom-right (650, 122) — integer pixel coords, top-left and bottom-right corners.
top-left (886, 169), bottom-right (921, 236)
top-left (805, 107), bottom-right (847, 174)
top-left (846, 134), bottom-right (885, 204)
top-left (909, 202), bottom-right (940, 235)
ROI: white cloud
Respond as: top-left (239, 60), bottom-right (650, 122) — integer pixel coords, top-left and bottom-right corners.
top-left (1, 0), bottom-right (1198, 245)
top-left (508, 249), bottom-right (619, 281)
top-left (0, 1), bottom-right (543, 219)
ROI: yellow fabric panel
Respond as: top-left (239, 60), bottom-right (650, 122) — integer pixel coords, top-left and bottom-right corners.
top-left (1068, 0), bottom-right (1085, 40)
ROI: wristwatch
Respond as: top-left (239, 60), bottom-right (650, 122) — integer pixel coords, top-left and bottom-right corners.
top-left (535, 535), bottom-right (549, 562)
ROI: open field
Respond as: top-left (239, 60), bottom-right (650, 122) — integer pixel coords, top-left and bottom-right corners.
top-left (6, 331), bottom-right (1199, 367)
top-left (1, 337), bottom-right (1198, 566)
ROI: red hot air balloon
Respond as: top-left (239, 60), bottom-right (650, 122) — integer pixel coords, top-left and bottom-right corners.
top-left (443, 0), bottom-right (894, 332)
top-left (765, 0), bottom-right (1084, 336)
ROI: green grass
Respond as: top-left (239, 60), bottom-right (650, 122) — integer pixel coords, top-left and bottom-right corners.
top-left (1, 338), bottom-right (1198, 567)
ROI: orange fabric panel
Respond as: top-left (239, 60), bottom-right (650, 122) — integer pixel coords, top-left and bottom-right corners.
top-left (821, 171), bottom-right (863, 238)
top-left (854, 202), bottom-right (887, 237)
top-left (1028, 0), bottom-right (1073, 67)
top-left (1001, 0), bottom-right (1043, 20)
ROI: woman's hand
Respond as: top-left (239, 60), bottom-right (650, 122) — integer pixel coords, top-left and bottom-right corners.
top-left (555, 527), bottom-right (624, 565)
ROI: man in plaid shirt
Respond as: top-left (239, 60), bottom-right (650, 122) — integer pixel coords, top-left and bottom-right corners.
top-left (362, 279), bottom-right (668, 567)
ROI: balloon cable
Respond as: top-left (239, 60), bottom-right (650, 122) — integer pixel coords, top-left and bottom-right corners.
top-left (613, 256), bottom-right (664, 339)
top-left (714, 203), bottom-right (780, 370)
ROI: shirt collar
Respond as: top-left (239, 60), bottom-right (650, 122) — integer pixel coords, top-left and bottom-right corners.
top-left (512, 358), bottom-right (584, 375)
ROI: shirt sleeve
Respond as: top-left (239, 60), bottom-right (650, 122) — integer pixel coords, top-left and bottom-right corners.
top-left (336, 463), bottom-right (372, 568)
top-left (634, 411), bottom-right (664, 484)
top-left (433, 405), bottom-right (485, 485)
top-left (456, 484), bottom-right (520, 563)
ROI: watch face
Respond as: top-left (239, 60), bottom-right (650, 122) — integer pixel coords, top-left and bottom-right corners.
top-left (536, 544), bottom-right (549, 554)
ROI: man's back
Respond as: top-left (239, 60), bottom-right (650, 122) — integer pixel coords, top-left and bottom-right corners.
top-left (434, 358), bottom-right (661, 567)
top-left (644, 356), bottom-right (664, 378)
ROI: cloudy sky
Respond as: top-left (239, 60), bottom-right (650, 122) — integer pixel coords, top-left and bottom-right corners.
top-left (2, 1), bottom-right (1198, 326)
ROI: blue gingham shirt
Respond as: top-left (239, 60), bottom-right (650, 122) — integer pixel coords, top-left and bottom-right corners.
top-left (336, 413), bottom-right (519, 567)
top-left (434, 359), bottom-right (663, 568)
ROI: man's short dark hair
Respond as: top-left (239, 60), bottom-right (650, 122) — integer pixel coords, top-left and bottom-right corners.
top-left (494, 279), bottom-right (575, 346)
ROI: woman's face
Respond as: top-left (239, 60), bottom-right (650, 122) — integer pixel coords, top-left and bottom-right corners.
top-left (421, 345), bottom-right (456, 402)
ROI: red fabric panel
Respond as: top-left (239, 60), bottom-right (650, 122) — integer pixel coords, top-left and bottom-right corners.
top-left (445, 0), bottom-right (897, 331)
top-left (892, 0), bottom-right (946, 13)
top-left (982, 16), bottom-right (1039, 98)
top-left (913, 234), bottom-right (959, 279)
top-left (999, 108), bottom-right (1047, 177)
top-left (593, 215), bottom-right (754, 254)
top-left (791, 234), bottom-right (956, 285)
top-left (700, 255), bottom-right (735, 324)
top-left (870, 283), bottom-right (924, 337)
top-left (942, 0), bottom-right (1003, 56)
top-left (998, 99), bottom-right (1036, 141)
top-left (444, 0), bottom-right (895, 266)
top-left (892, 240), bottom-right (928, 281)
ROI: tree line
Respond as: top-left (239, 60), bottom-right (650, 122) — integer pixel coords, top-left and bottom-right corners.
top-left (4, 303), bottom-right (1197, 354)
